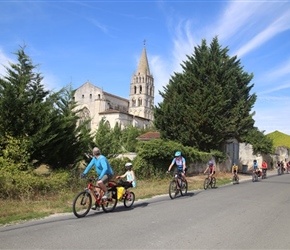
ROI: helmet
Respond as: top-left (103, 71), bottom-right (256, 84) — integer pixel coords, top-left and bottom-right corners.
top-left (175, 151), bottom-right (181, 157)
top-left (208, 160), bottom-right (213, 165)
top-left (125, 162), bottom-right (133, 169)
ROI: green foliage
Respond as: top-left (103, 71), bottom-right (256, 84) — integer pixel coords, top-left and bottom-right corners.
top-left (241, 127), bottom-right (274, 154)
top-left (0, 158), bottom-right (75, 199)
top-left (0, 135), bottom-right (31, 171)
top-left (0, 47), bottom-right (94, 170)
top-left (38, 87), bottom-right (94, 170)
top-left (109, 157), bottom-right (132, 177)
top-left (266, 130), bottom-right (290, 149)
top-left (153, 37), bottom-right (256, 152)
top-left (94, 118), bottom-right (113, 156)
top-left (133, 139), bottom-right (212, 179)
top-left (121, 125), bottom-right (142, 152)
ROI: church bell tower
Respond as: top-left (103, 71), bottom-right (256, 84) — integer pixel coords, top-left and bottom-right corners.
top-left (129, 42), bottom-right (154, 120)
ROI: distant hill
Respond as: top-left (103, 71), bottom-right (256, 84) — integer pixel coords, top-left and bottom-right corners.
top-left (266, 130), bottom-right (290, 149)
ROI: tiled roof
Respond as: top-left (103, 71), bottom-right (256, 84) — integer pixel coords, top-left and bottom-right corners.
top-left (137, 131), bottom-right (160, 141)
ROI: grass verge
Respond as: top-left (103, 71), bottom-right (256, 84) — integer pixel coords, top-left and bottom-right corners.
top-left (0, 173), bottom-right (233, 226)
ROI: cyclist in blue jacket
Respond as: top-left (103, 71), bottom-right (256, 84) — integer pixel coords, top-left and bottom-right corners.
top-left (167, 151), bottom-right (187, 180)
top-left (81, 147), bottom-right (114, 200)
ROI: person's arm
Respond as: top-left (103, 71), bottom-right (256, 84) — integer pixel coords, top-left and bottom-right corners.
top-left (168, 159), bottom-right (175, 171)
top-left (116, 172), bottom-right (126, 179)
top-left (83, 158), bottom-right (95, 175)
top-left (130, 170), bottom-right (136, 183)
top-left (98, 156), bottom-right (108, 180)
top-left (204, 166), bottom-right (208, 174)
top-left (182, 158), bottom-right (186, 172)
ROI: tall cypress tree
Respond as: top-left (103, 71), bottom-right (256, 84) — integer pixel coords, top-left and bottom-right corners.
top-left (0, 47), bottom-right (94, 169)
top-left (154, 37), bottom-right (256, 152)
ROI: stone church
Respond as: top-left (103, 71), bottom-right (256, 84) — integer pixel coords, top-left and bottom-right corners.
top-left (73, 45), bottom-right (154, 131)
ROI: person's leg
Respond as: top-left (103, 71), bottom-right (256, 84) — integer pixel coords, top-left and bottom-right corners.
top-left (97, 175), bottom-right (109, 198)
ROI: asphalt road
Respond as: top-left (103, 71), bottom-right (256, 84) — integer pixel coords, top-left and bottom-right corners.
top-left (1, 171), bottom-right (290, 249)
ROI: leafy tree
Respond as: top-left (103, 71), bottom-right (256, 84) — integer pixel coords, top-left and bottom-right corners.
top-left (0, 47), bottom-right (94, 169)
top-left (121, 125), bottom-right (142, 152)
top-left (154, 37), bottom-right (256, 152)
top-left (0, 46), bottom-right (56, 163)
top-left (94, 118), bottom-right (113, 156)
top-left (38, 87), bottom-right (94, 169)
top-left (0, 46), bottom-right (50, 139)
top-left (241, 127), bottom-right (273, 155)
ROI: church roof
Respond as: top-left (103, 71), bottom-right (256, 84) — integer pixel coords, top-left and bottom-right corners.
top-left (136, 45), bottom-right (150, 76)
top-left (136, 131), bottom-right (160, 141)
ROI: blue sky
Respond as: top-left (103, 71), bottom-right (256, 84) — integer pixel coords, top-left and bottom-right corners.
top-left (1, 1), bottom-right (290, 135)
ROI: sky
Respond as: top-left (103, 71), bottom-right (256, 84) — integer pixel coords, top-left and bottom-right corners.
top-left (0, 0), bottom-right (290, 135)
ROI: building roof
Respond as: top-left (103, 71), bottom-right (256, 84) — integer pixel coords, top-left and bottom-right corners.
top-left (136, 131), bottom-right (160, 141)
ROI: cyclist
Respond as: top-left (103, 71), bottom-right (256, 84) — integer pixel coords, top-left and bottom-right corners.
top-left (81, 147), bottom-right (114, 201)
top-left (204, 160), bottom-right (215, 180)
top-left (116, 162), bottom-right (137, 189)
top-left (232, 162), bottom-right (239, 180)
top-left (167, 151), bottom-right (187, 181)
top-left (262, 160), bottom-right (268, 177)
top-left (253, 159), bottom-right (260, 177)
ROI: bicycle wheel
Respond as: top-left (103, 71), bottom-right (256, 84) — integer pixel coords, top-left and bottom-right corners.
top-left (236, 176), bottom-right (239, 184)
top-left (169, 180), bottom-right (178, 199)
top-left (204, 178), bottom-right (209, 190)
top-left (102, 189), bottom-right (118, 212)
top-left (72, 191), bottom-right (92, 218)
top-left (124, 191), bottom-right (135, 208)
top-left (211, 177), bottom-right (216, 188)
top-left (180, 179), bottom-right (188, 196)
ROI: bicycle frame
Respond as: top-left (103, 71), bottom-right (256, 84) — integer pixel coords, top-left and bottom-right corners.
top-left (72, 177), bottom-right (118, 218)
top-left (204, 173), bottom-right (216, 190)
top-left (168, 171), bottom-right (188, 199)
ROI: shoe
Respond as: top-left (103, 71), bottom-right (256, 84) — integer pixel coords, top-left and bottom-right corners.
top-left (91, 203), bottom-right (100, 210)
top-left (102, 192), bottom-right (109, 200)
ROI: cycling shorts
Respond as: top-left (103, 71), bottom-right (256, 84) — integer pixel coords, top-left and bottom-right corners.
top-left (98, 174), bottom-right (113, 184)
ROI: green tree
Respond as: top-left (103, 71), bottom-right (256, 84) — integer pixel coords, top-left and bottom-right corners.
top-left (94, 118), bottom-right (113, 156)
top-left (241, 127), bottom-right (273, 155)
top-left (0, 46), bottom-right (56, 163)
top-left (154, 37), bottom-right (256, 152)
top-left (0, 47), bottom-right (94, 169)
top-left (39, 87), bottom-right (94, 169)
top-left (0, 46), bottom-right (50, 139)
top-left (121, 125), bottom-right (141, 152)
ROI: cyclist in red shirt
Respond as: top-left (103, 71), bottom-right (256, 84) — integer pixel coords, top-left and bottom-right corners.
top-left (262, 160), bottom-right (268, 178)
top-left (204, 160), bottom-right (215, 180)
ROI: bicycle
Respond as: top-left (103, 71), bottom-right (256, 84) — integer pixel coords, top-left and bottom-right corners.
top-left (167, 170), bottom-right (188, 199)
top-left (116, 180), bottom-right (136, 208)
top-left (261, 169), bottom-right (267, 179)
top-left (252, 170), bottom-right (259, 182)
top-left (204, 173), bottom-right (216, 190)
top-left (232, 173), bottom-right (239, 184)
top-left (72, 176), bottom-right (118, 218)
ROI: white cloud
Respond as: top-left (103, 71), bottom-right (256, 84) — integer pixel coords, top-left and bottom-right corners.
top-left (267, 58), bottom-right (290, 79)
top-left (235, 10), bottom-right (290, 58)
top-left (0, 48), bottom-right (13, 77)
top-left (150, 54), bottom-right (170, 105)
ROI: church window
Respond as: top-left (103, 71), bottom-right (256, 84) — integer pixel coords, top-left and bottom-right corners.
top-left (79, 107), bottom-right (91, 130)
top-left (132, 99), bottom-right (136, 107)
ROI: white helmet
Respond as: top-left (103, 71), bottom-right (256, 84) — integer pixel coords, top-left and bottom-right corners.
top-left (125, 162), bottom-right (133, 169)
